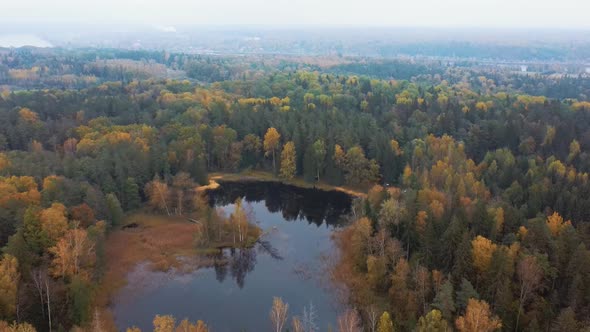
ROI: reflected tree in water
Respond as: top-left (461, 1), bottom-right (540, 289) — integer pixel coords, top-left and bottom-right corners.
top-left (229, 248), bottom-right (257, 288)
top-left (207, 181), bottom-right (351, 227)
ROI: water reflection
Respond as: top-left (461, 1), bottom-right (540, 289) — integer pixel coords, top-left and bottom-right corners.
top-left (205, 181), bottom-right (351, 289)
top-left (208, 180), bottom-right (352, 226)
top-left (113, 181), bottom-right (352, 332)
top-left (209, 239), bottom-right (285, 289)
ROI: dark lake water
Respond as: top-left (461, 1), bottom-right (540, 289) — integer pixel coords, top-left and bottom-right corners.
top-left (111, 181), bottom-right (352, 331)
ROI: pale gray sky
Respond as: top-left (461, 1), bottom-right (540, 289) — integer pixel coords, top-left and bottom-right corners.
top-left (2, 0), bottom-right (589, 28)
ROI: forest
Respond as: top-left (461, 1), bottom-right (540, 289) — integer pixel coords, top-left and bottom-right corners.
top-left (0, 47), bottom-right (590, 331)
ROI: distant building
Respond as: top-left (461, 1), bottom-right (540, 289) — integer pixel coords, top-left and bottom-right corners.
top-left (520, 65), bottom-right (528, 72)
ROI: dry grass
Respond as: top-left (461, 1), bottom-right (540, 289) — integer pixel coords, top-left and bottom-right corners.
top-left (206, 171), bottom-right (367, 198)
top-left (95, 213), bottom-right (201, 329)
top-left (195, 178), bottom-right (220, 192)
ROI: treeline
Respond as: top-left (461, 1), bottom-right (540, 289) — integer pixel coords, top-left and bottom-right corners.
top-left (0, 50), bottom-right (590, 330)
top-left (332, 134), bottom-right (590, 331)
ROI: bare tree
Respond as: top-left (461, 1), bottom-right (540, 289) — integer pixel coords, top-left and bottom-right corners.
top-left (292, 316), bottom-right (304, 332)
top-left (337, 309), bottom-right (362, 332)
top-left (270, 297), bottom-right (289, 332)
top-left (91, 308), bottom-right (102, 332)
top-left (30, 268), bottom-right (47, 322)
top-left (45, 279), bottom-right (52, 332)
top-left (516, 255), bottom-right (543, 329)
top-left (303, 302), bottom-right (318, 332)
top-left (364, 305), bottom-right (379, 332)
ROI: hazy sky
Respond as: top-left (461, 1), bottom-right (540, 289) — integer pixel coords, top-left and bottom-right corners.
top-left (2, 0), bottom-right (588, 28)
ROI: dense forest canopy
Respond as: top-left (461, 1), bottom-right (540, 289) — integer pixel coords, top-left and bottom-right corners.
top-left (0, 46), bottom-right (590, 331)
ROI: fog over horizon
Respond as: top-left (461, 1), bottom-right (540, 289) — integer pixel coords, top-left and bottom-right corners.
top-left (2, 0), bottom-right (589, 29)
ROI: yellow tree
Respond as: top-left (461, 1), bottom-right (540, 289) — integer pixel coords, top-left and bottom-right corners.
top-left (471, 236), bottom-right (497, 275)
top-left (377, 312), bottom-right (394, 332)
top-left (49, 228), bottom-right (94, 279)
top-left (455, 299), bottom-right (501, 332)
top-left (546, 212), bottom-right (571, 237)
top-left (264, 127), bottom-right (281, 174)
top-left (334, 144), bottom-right (345, 168)
top-left (279, 141), bottom-right (296, 180)
top-left (0, 254), bottom-right (19, 318)
top-left (230, 198), bottom-right (250, 244)
top-left (145, 177), bottom-right (171, 215)
top-left (175, 319), bottom-right (209, 332)
top-left (269, 297), bottom-right (289, 332)
top-left (153, 315), bottom-right (176, 332)
top-left (567, 139), bottom-right (581, 163)
top-left (291, 317), bottom-right (304, 332)
top-left (40, 203), bottom-right (68, 246)
top-left (0, 321), bottom-right (36, 332)
top-left (416, 309), bottom-right (450, 332)
top-left (0, 153), bottom-right (10, 173)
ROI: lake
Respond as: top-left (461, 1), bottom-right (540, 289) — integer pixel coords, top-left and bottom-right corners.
top-left (111, 180), bottom-right (352, 331)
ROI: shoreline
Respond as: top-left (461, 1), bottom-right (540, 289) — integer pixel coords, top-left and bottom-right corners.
top-left (200, 170), bottom-right (367, 198)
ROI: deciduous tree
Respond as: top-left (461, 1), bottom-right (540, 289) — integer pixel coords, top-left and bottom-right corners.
top-left (269, 297), bottom-right (289, 332)
top-left (264, 128), bottom-right (281, 174)
top-left (0, 254), bottom-right (19, 319)
top-left (455, 299), bottom-right (501, 332)
top-left (376, 311), bottom-right (394, 332)
top-left (337, 309), bottom-right (361, 332)
top-left (279, 141), bottom-right (296, 179)
top-left (416, 309), bottom-right (450, 332)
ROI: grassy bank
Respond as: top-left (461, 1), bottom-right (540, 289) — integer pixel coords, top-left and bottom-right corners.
top-left (204, 170), bottom-right (367, 198)
top-left (95, 212), bottom-right (260, 330)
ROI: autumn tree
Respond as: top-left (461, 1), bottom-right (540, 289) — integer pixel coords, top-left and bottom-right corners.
top-left (341, 146), bottom-right (379, 186)
top-left (337, 309), bottom-right (361, 332)
top-left (567, 139), bottom-right (580, 163)
top-left (171, 172), bottom-right (195, 215)
top-left (264, 127), bottom-right (281, 174)
top-left (0, 153), bottom-right (10, 174)
top-left (0, 254), bottom-right (19, 319)
top-left (145, 177), bottom-right (171, 215)
top-left (230, 198), bottom-right (251, 244)
top-left (551, 307), bottom-right (581, 332)
top-left (175, 319), bottom-right (209, 332)
top-left (546, 212), bottom-right (571, 237)
top-left (279, 141), bottom-right (296, 179)
top-left (416, 309), bottom-right (450, 332)
top-left (455, 299), bottom-right (502, 332)
top-left (153, 315), bottom-right (176, 332)
top-left (389, 258), bottom-right (418, 328)
top-left (291, 317), bottom-right (304, 332)
top-left (40, 203), bottom-right (68, 246)
top-left (70, 203), bottom-right (95, 228)
top-left (471, 236), bottom-right (497, 275)
top-left (49, 228), bottom-right (95, 279)
top-left (376, 312), bottom-right (394, 332)
top-left (41, 175), bottom-right (66, 206)
top-left (334, 144), bottom-right (345, 168)
top-left (379, 199), bottom-right (406, 235)
top-left (0, 321), bottom-right (36, 332)
top-left (269, 297), bottom-right (289, 332)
